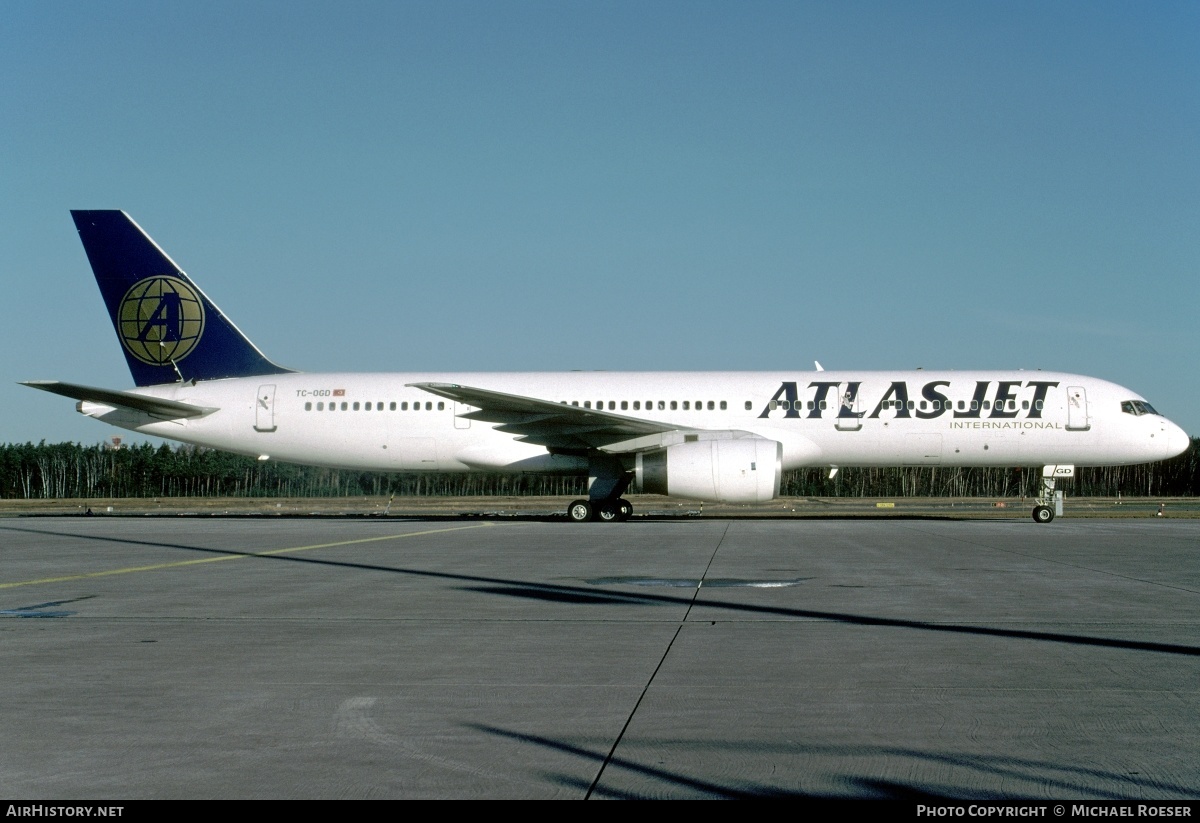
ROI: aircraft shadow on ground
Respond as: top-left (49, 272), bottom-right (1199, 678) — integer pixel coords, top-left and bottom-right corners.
top-left (472, 723), bottom-right (1195, 799)
top-left (3, 524), bottom-right (1198, 659)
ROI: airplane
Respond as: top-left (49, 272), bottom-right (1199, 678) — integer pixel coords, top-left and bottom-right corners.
top-left (22, 211), bottom-right (1191, 524)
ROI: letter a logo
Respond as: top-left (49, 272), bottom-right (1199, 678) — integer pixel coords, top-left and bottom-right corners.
top-left (118, 275), bottom-right (206, 365)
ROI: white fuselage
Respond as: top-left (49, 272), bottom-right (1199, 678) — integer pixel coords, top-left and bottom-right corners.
top-left (82, 370), bottom-right (1188, 475)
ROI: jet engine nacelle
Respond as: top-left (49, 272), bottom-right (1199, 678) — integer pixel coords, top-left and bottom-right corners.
top-left (634, 438), bottom-right (782, 504)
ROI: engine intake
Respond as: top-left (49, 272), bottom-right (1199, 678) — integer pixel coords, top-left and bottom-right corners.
top-left (635, 438), bottom-right (782, 504)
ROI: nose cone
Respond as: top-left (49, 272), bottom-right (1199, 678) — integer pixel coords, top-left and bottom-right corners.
top-left (1164, 420), bottom-right (1192, 459)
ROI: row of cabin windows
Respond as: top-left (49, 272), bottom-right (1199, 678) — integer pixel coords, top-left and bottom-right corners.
top-left (302, 398), bottom-right (1046, 415)
top-left (768, 398), bottom-right (1044, 412)
top-left (564, 400), bottom-right (734, 412)
top-left (303, 401), bottom-right (445, 412)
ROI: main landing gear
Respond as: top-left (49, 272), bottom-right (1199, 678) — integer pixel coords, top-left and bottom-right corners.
top-left (567, 498), bottom-right (633, 523)
top-left (568, 456), bottom-right (634, 522)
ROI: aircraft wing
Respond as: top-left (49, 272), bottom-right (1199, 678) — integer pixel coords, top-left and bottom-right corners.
top-left (20, 381), bottom-right (218, 420)
top-left (408, 382), bottom-right (690, 451)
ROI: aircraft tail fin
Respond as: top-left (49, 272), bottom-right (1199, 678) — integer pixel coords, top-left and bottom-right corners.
top-left (71, 210), bottom-right (294, 387)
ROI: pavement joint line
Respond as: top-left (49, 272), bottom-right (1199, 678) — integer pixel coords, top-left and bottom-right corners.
top-left (585, 521), bottom-right (731, 799)
top-left (0, 523), bottom-right (494, 590)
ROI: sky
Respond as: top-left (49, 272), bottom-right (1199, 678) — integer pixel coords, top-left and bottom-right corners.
top-left (2, 0), bottom-right (1198, 445)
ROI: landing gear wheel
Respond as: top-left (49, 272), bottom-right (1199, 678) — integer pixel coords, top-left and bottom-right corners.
top-left (617, 500), bottom-right (633, 522)
top-left (596, 502), bottom-right (620, 522)
top-left (1032, 505), bottom-right (1055, 524)
top-left (567, 499), bottom-right (594, 523)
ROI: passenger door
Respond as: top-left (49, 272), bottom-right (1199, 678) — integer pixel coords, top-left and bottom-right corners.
top-left (255, 384), bottom-right (277, 432)
top-left (1066, 386), bottom-right (1090, 431)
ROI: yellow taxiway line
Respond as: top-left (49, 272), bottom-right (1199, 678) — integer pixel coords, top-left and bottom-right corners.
top-left (0, 523), bottom-right (494, 590)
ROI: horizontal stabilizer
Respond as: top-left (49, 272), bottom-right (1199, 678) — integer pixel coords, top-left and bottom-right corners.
top-left (20, 381), bottom-right (218, 419)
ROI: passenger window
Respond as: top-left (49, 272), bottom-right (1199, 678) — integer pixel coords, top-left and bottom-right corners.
top-left (657, 401), bottom-right (665, 410)
top-left (633, 401), bottom-right (641, 410)
top-left (769, 400), bottom-right (778, 411)
top-left (808, 400), bottom-right (815, 410)
top-left (584, 401), bottom-right (591, 409)
top-left (316, 402), bottom-right (323, 411)
top-left (970, 400), bottom-right (978, 411)
top-left (982, 401), bottom-right (990, 410)
top-left (609, 401), bottom-right (615, 410)
top-left (670, 401), bottom-right (678, 410)
top-left (907, 401), bottom-right (914, 410)
top-left (744, 401), bottom-right (751, 410)
top-left (438, 402), bottom-right (445, 411)
top-left (1035, 400), bottom-right (1043, 411)
top-left (778, 400), bottom-right (789, 411)
top-left (305, 402), bottom-right (312, 411)
top-left (402, 402), bottom-right (408, 410)
top-left (919, 401), bottom-right (927, 410)
top-left (353, 402), bottom-right (360, 411)
top-left (1022, 400), bottom-right (1029, 410)
top-left (390, 402), bottom-right (396, 411)
top-left (720, 401), bottom-right (727, 410)
top-left (341, 402), bottom-right (348, 411)
top-left (683, 401), bottom-right (690, 410)
top-left (426, 402), bottom-right (433, 411)
top-left (708, 401), bottom-right (715, 410)
top-left (621, 401), bottom-right (628, 410)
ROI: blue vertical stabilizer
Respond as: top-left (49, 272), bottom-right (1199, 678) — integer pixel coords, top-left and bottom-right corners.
top-left (71, 210), bottom-right (293, 387)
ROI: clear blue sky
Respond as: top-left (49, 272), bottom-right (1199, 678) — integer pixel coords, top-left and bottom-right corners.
top-left (3, 0), bottom-right (1198, 444)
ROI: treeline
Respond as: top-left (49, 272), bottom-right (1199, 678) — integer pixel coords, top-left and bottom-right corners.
top-left (1, 440), bottom-right (1197, 500)
top-left (0, 442), bottom-right (589, 500)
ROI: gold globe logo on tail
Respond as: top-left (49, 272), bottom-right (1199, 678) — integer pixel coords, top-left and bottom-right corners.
top-left (118, 276), bottom-right (206, 365)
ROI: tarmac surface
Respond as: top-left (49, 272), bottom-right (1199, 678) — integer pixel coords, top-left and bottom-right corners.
top-left (1, 515), bottom-right (1197, 799)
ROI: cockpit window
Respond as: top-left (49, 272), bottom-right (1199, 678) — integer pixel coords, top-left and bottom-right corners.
top-left (1121, 400), bottom-right (1159, 416)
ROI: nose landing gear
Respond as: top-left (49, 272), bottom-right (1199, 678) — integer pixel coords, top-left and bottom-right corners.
top-left (1032, 504), bottom-right (1055, 523)
top-left (1032, 465), bottom-right (1071, 523)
